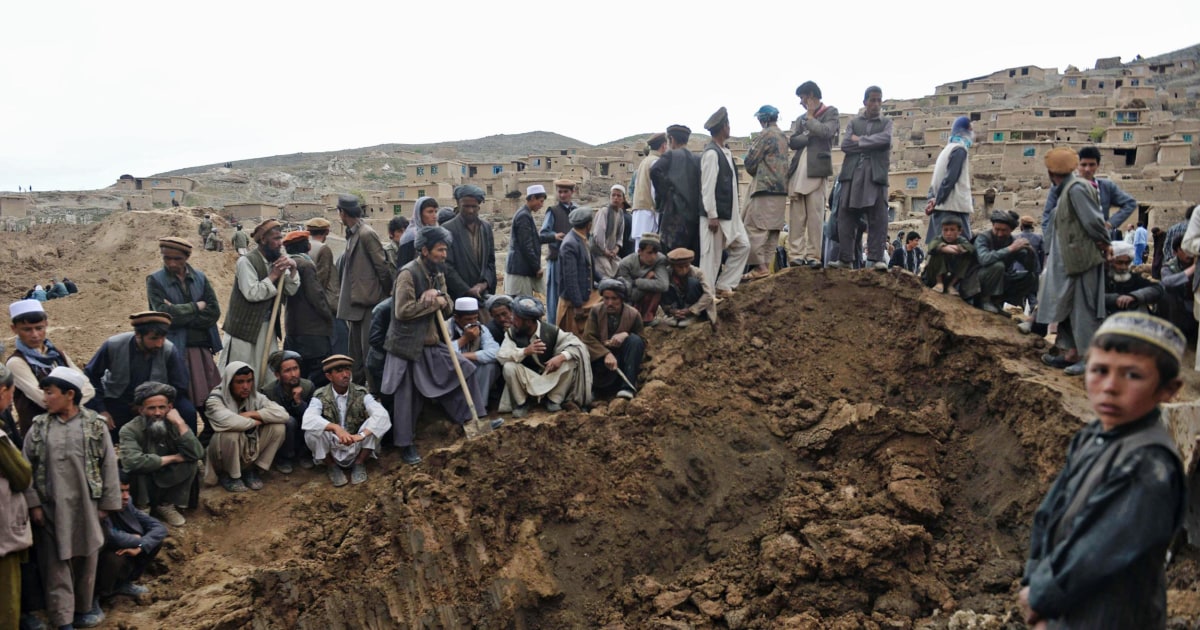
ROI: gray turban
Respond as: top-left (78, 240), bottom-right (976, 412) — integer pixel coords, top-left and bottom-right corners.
top-left (454, 184), bottom-right (486, 202)
top-left (484, 294), bottom-right (513, 312)
top-left (511, 296), bottom-right (546, 320)
top-left (989, 209), bottom-right (1019, 228)
top-left (415, 225), bottom-right (453, 250)
top-left (598, 278), bottom-right (627, 298)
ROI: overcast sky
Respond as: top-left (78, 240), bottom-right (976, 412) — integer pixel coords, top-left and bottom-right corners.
top-left (3, 0), bottom-right (1197, 192)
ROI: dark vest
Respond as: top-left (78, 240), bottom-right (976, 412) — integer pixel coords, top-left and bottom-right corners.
top-left (383, 259), bottom-right (440, 361)
top-left (663, 149), bottom-right (701, 221)
top-left (99, 332), bottom-right (173, 401)
top-left (704, 142), bottom-right (736, 220)
top-left (507, 324), bottom-right (560, 374)
top-left (7, 351), bottom-right (71, 435)
top-left (222, 248), bottom-right (274, 343)
top-left (546, 204), bottom-right (572, 260)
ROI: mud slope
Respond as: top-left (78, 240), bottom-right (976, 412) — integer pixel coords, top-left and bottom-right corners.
top-left (100, 268), bottom-right (1164, 630)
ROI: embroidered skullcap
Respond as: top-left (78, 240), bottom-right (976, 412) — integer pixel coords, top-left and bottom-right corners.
top-left (989, 210), bottom-right (1019, 228)
top-left (454, 184), bottom-right (486, 202)
top-left (1110, 240), bottom-right (1135, 259)
top-left (43, 366), bottom-right (86, 395)
top-left (282, 230), bottom-right (310, 244)
top-left (322, 354), bottom-right (354, 372)
top-left (1094, 312), bottom-right (1187, 365)
top-left (526, 184), bottom-right (547, 198)
top-left (1044, 147), bottom-right (1079, 175)
top-left (252, 219), bottom-right (281, 242)
top-left (952, 116), bottom-right (972, 133)
top-left (754, 105), bottom-right (779, 121)
top-left (9, 299), bottom-right (44, 320)
top-left (553, 179), bottom-right (577, 190)
top-left (704, 106), bottom-right (729, 132)
top-left (511, 296), bottom-right (545, 320)
top-left (568, 207), bottom-right (593, 227)
top-left (130, 311), bottom-right (172, 327)
top-left (485, 294), bottom-right (513, 312)
top-left (640, 233), bottom-right (660, 245)
top-left (598, 278), bottom-right (627, 298)
top-left (158, 237), bottom-right (193, 255)
top-left (454, 297), bottom-right (479, 313)
top-left (667, 248), bottom-right (695, 263)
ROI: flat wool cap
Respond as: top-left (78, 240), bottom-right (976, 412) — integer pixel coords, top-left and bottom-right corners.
top-left (304, 217), bottom-right (332, 230)
top-left (568, 207), bottom-right (594, 227)
top-left (130, 311), bottom-right (173, 327)
top-left (322, 354), bottom-right (354, 371)
top-left (252, 219), bottom-right (281, 242)
top-left (640, 233), bottom-right (661, 245)
top-left (553, 179), bottom-right (577, 189)
top-left (704, 106), bottom-right (728, 132)
top-left (282, 230), bottom-right (310, 244)
top-left (158, 237), bottom-right (193, 255)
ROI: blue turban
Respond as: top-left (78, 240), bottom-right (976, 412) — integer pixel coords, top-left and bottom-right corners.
top-left (952, 116), bottom-right (972, 134)
top-left (755, 105), bottom-right (779, 121)
top-left (454, 184), bottom-right (486, 203)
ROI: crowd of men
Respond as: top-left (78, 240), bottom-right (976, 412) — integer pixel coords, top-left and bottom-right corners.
top-left (2, 80), bottom-right (1199, 628)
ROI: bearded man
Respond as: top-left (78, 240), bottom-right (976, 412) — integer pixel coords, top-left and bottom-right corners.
top-left (219, 219), bottom-right (299, 376)
top-left (118, 382), bottom-right (203, 527)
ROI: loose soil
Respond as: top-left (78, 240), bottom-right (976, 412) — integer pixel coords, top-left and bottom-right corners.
top-left (4, 209), bottom-right (1200, 629)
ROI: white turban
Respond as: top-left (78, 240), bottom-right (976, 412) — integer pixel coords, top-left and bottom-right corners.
top-left (1110, 241), bottom-right (1135, 260)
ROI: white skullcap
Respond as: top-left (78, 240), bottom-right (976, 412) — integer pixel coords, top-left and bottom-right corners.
top-left (9, 299), bottom-right (44, 320)
top-left (45, 366), bottom-right (87, 393)
top-left (454, 297), bottom-right (479, 313)
top-left (526, 184), bottom-right (547, 197)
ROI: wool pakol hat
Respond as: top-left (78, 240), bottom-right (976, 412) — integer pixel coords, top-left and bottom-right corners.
top-left (454, 297), bottom-right (479, 313)
top-left (130, 311), bottom-right (172, 327)
top-left (647, 132), bottom-right (667, 150)
top-left (1110, 240), bottom-right (1135, 259)
top-left (1045, 147), bottom-right (1079, 175)
top-left (553, 179), bottom-right (577, 190)
top-left (667, 248), bottom-right (695, 263)
top-left (158, 237), bottom-right (193, 255)
top-left (9, 299), bottom-right (44, 320)
top-left (1019, 215), bottom-right (1036, 227)
top-left (282, 230), bottom-right (310, 245)
top-left (1094, 311), bottom-right (1187, 366)
top-left (568, 207), bottom-right (594, 227)
top-left (640, 233), bottom-right (661, 245)
top-left (43, 365), bottom-right (86, 394)
top-left (304, 217), bottom-right (331, 230)
top-left (511, 296), bottom-right (545, 320)
top-left (252, 219), bottom-right (281, 242)
top-left (704, 106), bottom-right (728, 132)
top-left (666, 125), bottom-right (691, 143)
top-left (322, 354), bottom-right (354, 372)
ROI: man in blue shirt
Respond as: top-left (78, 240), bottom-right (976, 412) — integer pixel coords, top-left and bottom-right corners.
top-left (1134, 223), bottom-right (1148, 265)
top-left (1041, 146), bottom-right (1137, 239)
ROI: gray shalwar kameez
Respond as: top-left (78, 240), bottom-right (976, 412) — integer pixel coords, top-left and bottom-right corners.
top-left (1035, 181), bottom-right (1109, 355)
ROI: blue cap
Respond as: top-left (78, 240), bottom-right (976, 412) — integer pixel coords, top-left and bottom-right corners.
top-left (755, 105), bottom-right (779, 120)
top-left (952, 116), bottom-right (972, 133)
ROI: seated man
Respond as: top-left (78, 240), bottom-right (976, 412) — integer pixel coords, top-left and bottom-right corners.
top-left (615, 234), bottom-right (670, 325)
top-left (119, 382), bottom-right (203, 527)
top-left (583, 279), bottom-right (645, 400)
top-left (888, 231), bottom-right (925, 273)
top-left (302, 355), bottom-right (391, 487)
top-left (203, 362), bottom-right (287, 493)
top-left (1160, 234), bottom-right (1197, 342)
top-left (662, 248), bottom-right (716, 328)
top-left (496, 296), bottom-right (592, 417)
top-left (965, 210), bottom-right (1039, 314)
top-left (1106, 240), bottom-right (1163, 315)
top-left (204, 228), bottom-right (224, 252)
top-left (921, 215), bottom-right (975, 295)
top-left (259, 351), bottom-right (316, 473)
top-left (97, 471), bottom-right (167, 600)
top-left (449, 297), bottom-right (499, 414)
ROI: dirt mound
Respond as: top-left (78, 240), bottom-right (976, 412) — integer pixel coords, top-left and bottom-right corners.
top-left (92, 269), bottom-right (1195, 630)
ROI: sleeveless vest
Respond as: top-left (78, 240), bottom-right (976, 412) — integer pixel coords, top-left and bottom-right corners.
top-left (27, 408), bottom-right (109, 501)
top-left (704, 142), bottom-right (736, 220)
top-left (508, 323), bottom-right (561, 374)
top-left (98, 332), bottom-right (173, 401)
top-left (223, 248), bottom-right (274, 342)
top-left (930, 143), bottom-right (973, 214)
top-left (315, 383), bottom-right (370, 434)
top-left (1053, 176), bottom-right (1106, 276)
top-left (7, 350), bottom-right (70, 433)
top-left (384, 259), bottom-right (441, 361)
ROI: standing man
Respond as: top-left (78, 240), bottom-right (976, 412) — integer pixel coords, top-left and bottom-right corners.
top-left (23, 367), bottom-right (121, 630)
top-left (197, 214), bottom-right (213, 242)
top-left (557, 208), bottom-right (597, 334)
top-left (699, 107), bottom-right (751, 297)
top-left (336, 194), bottom-right (392, 386)
top-left (302, 355), bottom-right (391, 487)
top-left (85, 312), bottom-right (197, 438)
top-left (1042, 146), bottom-right (1139, 242)
top-left (118, 382), bottom-right (203, 527)
top-left (925, 116), bottom-right (975, 244)
top-left (591, 185), bottom-right (628, 279)
top-left (230, 224), bottom-right (250, 256)
top-left (539, 179), bottom-right (577, 325)
top-left (204, 362), bottom-right (288, 493)
top-left (443, 185), bottom-right (497, 301)
top-left (507, 184), bottom-right (547, 296)
top-left (629, 133), bottom-right (667, 250)
top-left (788, 81), bottom-right (840, 268)
top-left (835, 86), bottom-right (893, 270)
top-left (219, 219), bottom-right (299, 375)
top-left (1134, 223), bottom-right (1149, 265)
top-left (384, 215), bottom-right (408, 270)
top-left (304, 216), bottom-right (340, 320)
top-left (743, 105), bottom-right (790, 280)
top-left (147, 236), bottom-right (223, 430)
top-left (0, 363), bottom-right (31, 630)
top-left (281, 230), bottom-right (333, 383)
top-left (7, 299), bottom-right (94, 437)
top-left (650, 125), bottom-right (702, 257)
top-left (1036, 148), bottom-right (1111, 376)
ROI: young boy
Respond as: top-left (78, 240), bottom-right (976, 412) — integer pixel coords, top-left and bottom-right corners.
top-left (6, 300), bottom-right (94, 437)
top-left (921, 215), bottom-right (975, 294)
top-left (1020, 312), bottom-right (1186, 628)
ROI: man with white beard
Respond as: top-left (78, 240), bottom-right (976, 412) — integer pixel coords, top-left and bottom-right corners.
top-left (1104, 240), bottom-right (1163, 315)
top-left (118, 382), bottom-right (203, 527)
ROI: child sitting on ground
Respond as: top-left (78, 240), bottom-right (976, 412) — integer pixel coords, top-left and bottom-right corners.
top-left (921, 215), bottom-right (975, 294)
top-left (1019, 312), bottom-right (1186, 628)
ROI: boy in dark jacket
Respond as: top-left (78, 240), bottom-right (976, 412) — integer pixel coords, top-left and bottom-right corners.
top-left (97, 472), bottom-right (167, 600)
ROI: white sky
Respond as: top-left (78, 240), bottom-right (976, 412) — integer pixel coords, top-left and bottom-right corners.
top-left (3, 0), bottom-right (1197, 192)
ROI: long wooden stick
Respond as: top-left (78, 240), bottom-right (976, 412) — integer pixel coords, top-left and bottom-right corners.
top-left (435, 310), bottom-right (491, 440)
top-left (259, 273), bottom-right (287, 379)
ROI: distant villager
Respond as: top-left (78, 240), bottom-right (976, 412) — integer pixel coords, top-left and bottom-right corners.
top-left (699, 106), bottom-right (750, 298)
top-left (787, 81), bottom-right (839, 268)
top-left (834, 86), bottom-right (892, 270)
top-left (925, 116), bottom-right (976, 245)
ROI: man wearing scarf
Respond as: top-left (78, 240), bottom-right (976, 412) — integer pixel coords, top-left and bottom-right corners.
top-left (219, 219), bottom-right (299, 378)
top-left (398, 196), bottom-right (442, 270)
top-left (582, 279), bottom-right (644, 400)
top-left (6, 299), bottom-right (94, 437)
top-left (497, 296), bottom-right (593, 417)
top-left (1104, 240), bottom-right (1163, 314)
top-left (925, 116), bottom-right (975, 244)
top-left (146, 236), bottom-right (223, 429)
top-left (203, 361), bottom-right (288, 493)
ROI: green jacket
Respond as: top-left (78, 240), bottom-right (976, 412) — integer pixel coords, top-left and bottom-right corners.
top-left (119, 415), bottom-right (205, 489)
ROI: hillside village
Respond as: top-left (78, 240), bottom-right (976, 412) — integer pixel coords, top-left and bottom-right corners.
top-left (3, 44), bottom-right (1199, 234)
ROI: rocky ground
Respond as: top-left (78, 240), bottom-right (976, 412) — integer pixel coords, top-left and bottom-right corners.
top-left (4, 209), bottom-right (1200, 629)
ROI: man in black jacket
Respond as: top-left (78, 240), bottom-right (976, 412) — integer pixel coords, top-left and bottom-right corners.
top-left (888, 231), bottom-right (925, 273)
top-left (650, 125), bottom-right (702, 260)
top-left (506, 185), bottom-right (547, 296)
top-left (443, 185), bottom-right (497, 301)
